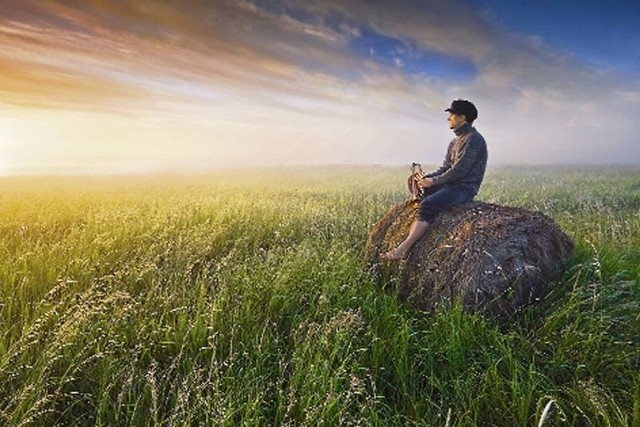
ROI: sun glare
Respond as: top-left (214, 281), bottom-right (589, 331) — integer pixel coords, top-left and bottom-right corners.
top-left (0, 120), bottom-right (12, 176)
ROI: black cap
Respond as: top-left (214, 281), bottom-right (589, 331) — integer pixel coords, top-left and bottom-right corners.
top-left (445, 99), bottom-right (478, 122)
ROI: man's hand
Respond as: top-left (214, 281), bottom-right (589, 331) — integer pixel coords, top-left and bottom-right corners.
top-left (417, 175), bottom-right (435, 188)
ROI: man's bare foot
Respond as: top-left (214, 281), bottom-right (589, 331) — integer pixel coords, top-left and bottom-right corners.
top-left (379, 247), bottom-right (406, 260)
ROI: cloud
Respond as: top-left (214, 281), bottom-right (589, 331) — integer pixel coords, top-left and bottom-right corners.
top-left (0, 0), bottom-right (639, 174)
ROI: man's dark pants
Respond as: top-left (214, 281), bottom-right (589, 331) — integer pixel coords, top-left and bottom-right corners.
top-left (418, 184), bottom-right (476, 223)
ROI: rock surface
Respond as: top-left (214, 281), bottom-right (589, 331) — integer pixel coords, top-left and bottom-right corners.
top-left (364, 200), bottom-right (575, 317)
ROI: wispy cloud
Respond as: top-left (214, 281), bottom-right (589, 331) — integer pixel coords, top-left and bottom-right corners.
top-left (1, 0), bottom-right (639, 174)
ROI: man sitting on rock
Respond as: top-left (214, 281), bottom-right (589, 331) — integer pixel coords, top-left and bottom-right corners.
top-left (380, 99), bottom-right (488, 260)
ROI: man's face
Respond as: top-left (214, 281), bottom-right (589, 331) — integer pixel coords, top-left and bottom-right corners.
top-left (447, 113), bottom-right (466, 130)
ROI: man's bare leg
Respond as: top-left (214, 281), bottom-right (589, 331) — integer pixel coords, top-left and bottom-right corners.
top-left (380, 220), bottom-right (429, 260)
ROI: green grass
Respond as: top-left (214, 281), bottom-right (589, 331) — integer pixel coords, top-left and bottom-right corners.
top-left (0, 166), bottom-right (638, 426)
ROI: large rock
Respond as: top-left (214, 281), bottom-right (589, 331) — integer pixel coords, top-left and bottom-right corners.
top-left (364, 200), bottom-right (575, 318)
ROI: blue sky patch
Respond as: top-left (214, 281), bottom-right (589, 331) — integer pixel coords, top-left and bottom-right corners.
top-left (348, 26), bottom-right (477, 82)
top-left (470, 0), bottom-right (640, 74)
top-left (250, 0), bottom-right (477, 82)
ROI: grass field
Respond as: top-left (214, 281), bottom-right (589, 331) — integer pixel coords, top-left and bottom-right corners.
top-left (0, 166), bottom-right (639, 426)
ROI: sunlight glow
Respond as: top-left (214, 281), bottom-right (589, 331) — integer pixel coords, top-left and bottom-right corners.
top-left (0, 0), bottom-right (638, 175)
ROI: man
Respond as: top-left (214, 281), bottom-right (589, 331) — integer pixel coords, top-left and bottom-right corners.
top-left (380, 99), bottom-right (488, 260)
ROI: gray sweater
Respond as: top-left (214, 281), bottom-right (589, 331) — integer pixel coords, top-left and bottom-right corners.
top-left (426, 122), bottom-right (487, 194)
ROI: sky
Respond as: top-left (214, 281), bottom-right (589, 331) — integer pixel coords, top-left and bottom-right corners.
top-left (1, 0), bottom-right (640, 175)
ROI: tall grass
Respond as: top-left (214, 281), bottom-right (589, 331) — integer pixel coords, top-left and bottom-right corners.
top-left (0, 166), bottom-right (638, 426)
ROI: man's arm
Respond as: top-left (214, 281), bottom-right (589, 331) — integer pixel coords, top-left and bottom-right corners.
top-left (431, 136), bottom-right (485, 186)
